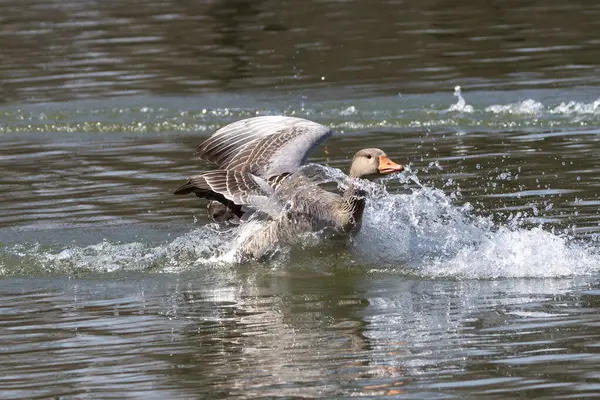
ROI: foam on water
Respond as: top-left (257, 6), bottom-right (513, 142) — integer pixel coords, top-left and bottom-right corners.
top-left (549, 98), bottom-right (600, 115)
top-left (0, 226), bottom-right (237, 275)
top-left (485, 98), bottom-right (600, 117)
top-left (2, 167), bottom-right (599, 279)
top-left (2, 90), bottom-right (598, 135)
top-left (484, 99), bottom-right (545, 115)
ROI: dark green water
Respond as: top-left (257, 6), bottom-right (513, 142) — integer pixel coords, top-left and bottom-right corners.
top-left (1, 0), bottom-right (600, 398)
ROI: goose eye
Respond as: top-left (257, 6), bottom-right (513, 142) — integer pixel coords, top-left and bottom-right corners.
top-left (366, 154), bottom-right (372, 159)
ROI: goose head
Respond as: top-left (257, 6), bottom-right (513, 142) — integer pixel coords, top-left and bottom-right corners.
top-left (349, 148), bottom-right (404, 178)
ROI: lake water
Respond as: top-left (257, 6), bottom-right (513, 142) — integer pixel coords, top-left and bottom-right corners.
top-left (1, 0), bottom-right (600, 398)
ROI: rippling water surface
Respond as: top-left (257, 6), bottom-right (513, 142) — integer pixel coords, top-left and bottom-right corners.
top-left (1, 0), bottom-right (600, 398)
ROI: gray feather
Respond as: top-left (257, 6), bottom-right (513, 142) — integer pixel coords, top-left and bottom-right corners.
top-left (192, 170), bottom-right (275, 213)
top-left (176, 116), bottom-right (346, 227)
top-left (195, 116), bottom-right (332, 177)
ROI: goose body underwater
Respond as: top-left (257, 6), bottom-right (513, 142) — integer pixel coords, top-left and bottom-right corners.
top-left (174, 116), bottom-right (405, 259)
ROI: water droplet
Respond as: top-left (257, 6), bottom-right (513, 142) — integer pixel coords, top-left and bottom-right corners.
top-left (448, 85), bottom-right (474, 113)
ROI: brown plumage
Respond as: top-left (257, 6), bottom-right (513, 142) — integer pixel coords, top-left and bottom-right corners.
top-left (237, 148), bottom-right (403, 259)
top-left (174, 116), bottom-right (404, 258)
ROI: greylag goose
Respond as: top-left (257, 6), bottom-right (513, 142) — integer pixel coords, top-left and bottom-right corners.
top-left (174, 116), bottom-right (404, 257)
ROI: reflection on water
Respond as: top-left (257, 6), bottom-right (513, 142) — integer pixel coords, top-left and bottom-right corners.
top-left (1, 0), bottom-right (600, 103)
top-left (2, 0), bottom-right (600, 398)
top-left (1, 273), bottom-right (599, 399)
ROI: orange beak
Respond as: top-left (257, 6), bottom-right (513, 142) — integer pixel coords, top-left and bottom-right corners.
top-left (378, 155), bottom-right (404, 174)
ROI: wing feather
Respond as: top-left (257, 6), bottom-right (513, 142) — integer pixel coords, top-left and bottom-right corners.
top-left (194, 116), bottom-right (332, 177)
top-left (197, 170), bottom-right (274, 212)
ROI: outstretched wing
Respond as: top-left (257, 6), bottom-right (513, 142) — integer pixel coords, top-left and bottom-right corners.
top-left (195, 116), bottom-right (332, 178)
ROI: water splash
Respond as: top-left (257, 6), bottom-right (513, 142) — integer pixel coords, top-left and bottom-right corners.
top-left (447, 85), bottom-right (474, 113)
top-left (485, 99), bottom-right (545, 115)
top-left (355, 174), bottom-right (599, 278)
top-left (423, 226), bottom-right (596, 279)
top-left (2, 92), bottom-right (600, 135)
top-left (339, 105), bottom-right (358, 116)
top-left (549, 98), bottom-right (600, 115)
top-left (0, 226), bottom-right (237, 276)
top-left (2, 167), bottom-right (599, 278)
